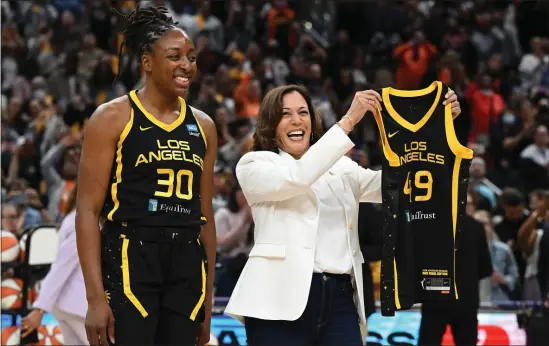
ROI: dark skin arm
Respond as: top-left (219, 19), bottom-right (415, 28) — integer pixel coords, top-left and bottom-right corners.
top-left (518, 212), bottom-right (539, 255)
top-left (193, 107), bottom-right (218, 346)
top-left (76, 98), bottom-right (130, 345)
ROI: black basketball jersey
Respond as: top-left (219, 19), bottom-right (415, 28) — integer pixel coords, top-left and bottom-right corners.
top-left (101, 90), bottom-right (207, 228)
top-left (373, 81), bottom-right (473, 317)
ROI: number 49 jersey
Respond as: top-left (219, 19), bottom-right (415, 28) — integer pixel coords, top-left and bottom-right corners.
top-left (373, 81), bottom-right (473, 317)
top-left (101, 90), bottom-right (207, 228)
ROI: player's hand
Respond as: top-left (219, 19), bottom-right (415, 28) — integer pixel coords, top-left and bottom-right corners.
top-left (85, 300), bottom-right (115, 346)
top-left (340, 90), bottom-right (382, 132)
top-left (443, 90), bottom-right (461, 119)
top-left (197, 321), bottom-right (211, 345)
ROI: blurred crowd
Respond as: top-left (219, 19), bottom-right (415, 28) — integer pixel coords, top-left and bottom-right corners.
top-left (2, 0), bottom-right (549, 307)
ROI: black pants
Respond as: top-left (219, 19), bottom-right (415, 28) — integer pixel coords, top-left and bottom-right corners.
top-left (245, 273), bottom-right (363, 346)
top-left (418, 304), bottom-right (478, 346)
top-left (101, 222), bottom-right (206, 345)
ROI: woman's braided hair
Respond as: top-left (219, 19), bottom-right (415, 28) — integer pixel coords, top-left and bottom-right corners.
top-left (115, 5), bottom-right (178, 82)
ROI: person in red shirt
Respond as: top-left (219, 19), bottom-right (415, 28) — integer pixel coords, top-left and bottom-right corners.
top-left (393, 30), bottom-right (438, 90)
top-left (466, 72), bottom-right (505, 147)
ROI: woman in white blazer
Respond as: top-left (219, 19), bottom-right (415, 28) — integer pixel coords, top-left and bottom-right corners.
top-left (20, 185), bottom-right (88, 345)
top-left (224, 85), bottom-right (462, 345)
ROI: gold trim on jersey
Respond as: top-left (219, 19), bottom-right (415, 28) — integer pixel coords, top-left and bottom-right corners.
top-left (383, 81), bottom-right (442, 133)
top-left (373, 105), bottom-right (400, 167)
top-left (444, 103), bottom-right (473, 159)
top-left (190, 260), bottom-right (206, 321)
top-left (120, 234), bottom-right (149, 317)
top-left (445, 103), bottom-right (473, 300)
top-left (451, 158), bottom-right (462, 300)
top-left (129, 90), bottom-right (186, 132)
top-left (191, 110), bottom-right (208, 149)
top-left (393, 259), bottom-right (401, 310)
top-left (107, 109), bottom-right (135, 221)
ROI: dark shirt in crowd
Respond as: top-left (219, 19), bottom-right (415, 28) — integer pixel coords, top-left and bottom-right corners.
top-left (496, 214), bottom-right (529, 284)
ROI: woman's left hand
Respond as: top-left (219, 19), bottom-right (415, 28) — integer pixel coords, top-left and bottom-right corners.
top-left (21, 309), bottom-right (43, 338)
top-left (443, 89), bottom-right (461, 119)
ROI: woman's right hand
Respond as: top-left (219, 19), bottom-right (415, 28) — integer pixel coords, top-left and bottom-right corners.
top-left (21, 309), bottom-right (43, 338)
top-left (85, 300), bottom-right (115, 346)
top-left (339, 90), bottom-right (382, 133)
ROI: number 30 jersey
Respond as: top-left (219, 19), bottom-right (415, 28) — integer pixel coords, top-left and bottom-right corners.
top-left (101, 90), bottom-right (207, 227)
top-left (373, 81), bottom-right (473, 317)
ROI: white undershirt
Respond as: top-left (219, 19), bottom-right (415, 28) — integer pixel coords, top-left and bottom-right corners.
top-left (312, 173), bottom-right (353, 274)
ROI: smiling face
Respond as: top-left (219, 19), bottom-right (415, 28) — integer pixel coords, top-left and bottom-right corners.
top-left (143, 28), bottom-right (197, 98)
top-left (275, 91), bottom-right (312, 159)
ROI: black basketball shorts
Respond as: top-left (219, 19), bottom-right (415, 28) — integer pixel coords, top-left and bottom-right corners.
top-left (100, 221), bottom-right (207, 345)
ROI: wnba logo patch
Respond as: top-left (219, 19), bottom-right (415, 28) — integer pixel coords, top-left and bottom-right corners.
top-left (148, 199), bottom-right (158, 212)
top-left (186, 124), bottom-right (200, 137)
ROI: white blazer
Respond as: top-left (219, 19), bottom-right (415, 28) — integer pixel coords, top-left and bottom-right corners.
top-left (224, 125), bottom-right (382, 329)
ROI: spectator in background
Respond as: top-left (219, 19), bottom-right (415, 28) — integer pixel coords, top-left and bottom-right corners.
top-left (466, 72), bottom-right (505, 148)
top-left (518, 190), bottom-right (549, 302)
top-left (478, 210), bottom-right (519, 305)
top-left (263, 39), bottom-right (291, 87)
top-left (469, 157), bottom-right (498, 209)
top-left (87, 0), bottom-right (112, 52)
top-left (195, 74), bottom-right (222, 118)
top-left (23, 187), bottom-right (50, 225)
top-left (495, 188), bottom-right (529, 287)
top-left (215, 185), bottom-right (253, 297)
top-left (518, 37), bottom-right (549, 89)
top-left (212, 163), bottom-right (234, 213)
top-left (180, 0), bottom-right (224, 52)
top-left (63, 94), bottom-right (95, 133)
top-left (520, 125), bottom-right (549, 190)
top-left (52, 10), bottom-right (82, 55)
top-left (5, 137), bottom-right (42, 192)
top-left (76, 34), bottom-right (102, 85)
top-left (489, 104), bottom-right (527, 177)
top-left (40, 133), bottom-right (80, 221)
top-left (491, 7), bottom-right (522, 69)
top-left (234, 76), bottom-right (262, 119)
top-left (265, 0), bottom-right (296, 60)
top-left (3, 184), bottom-right (46, 230)
top-left (225, 1), bottom-right (258, 53)
top-left (393, 29), bottom-right (438, 90)
top-left (1, 203), bottom-right (24, 235)
top-left (466, 7), bottom-right (502, 73)
top-left (218, 118), bottom-right (254, 167)
top-left (308, 63), bottom-right (338, 129)
top-left (490, 97), bottom-right (540, 179)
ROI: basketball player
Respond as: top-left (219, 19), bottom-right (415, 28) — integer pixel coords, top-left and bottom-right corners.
top-left (373, 81), bottom-right (472, 316)
top-left (75, 6), bottom-right (217, 346)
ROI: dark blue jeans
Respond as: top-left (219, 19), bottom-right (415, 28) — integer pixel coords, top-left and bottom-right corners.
top-left (245, 273), bottom-right (363, 346)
